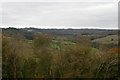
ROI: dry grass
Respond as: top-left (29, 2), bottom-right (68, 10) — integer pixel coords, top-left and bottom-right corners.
top-left (92, 35), bottom-right (118, 44)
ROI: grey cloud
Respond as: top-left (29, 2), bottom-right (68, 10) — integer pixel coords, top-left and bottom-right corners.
top-left (2, 2), bottom-right (118, 29)
top-left (1, 0), bottom-right (119, 2)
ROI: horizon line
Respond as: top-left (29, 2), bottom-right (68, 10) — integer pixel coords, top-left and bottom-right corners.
top-left (0, 26), bottom-right (118, 30)
top-left (1, 27), bottom-right (119, 30)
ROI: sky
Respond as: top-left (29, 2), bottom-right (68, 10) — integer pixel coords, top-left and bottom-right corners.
top-left (0, 0), bottom-right (119, 29)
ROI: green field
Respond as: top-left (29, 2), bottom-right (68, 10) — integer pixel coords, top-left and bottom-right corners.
top-left (27, 40), bottom-right (100, 54)
top-left (51, 40), bottom-right (76, 50)
top-left (27, 41), bottom-right (32, 44)
top-left (90, 48), bottom-right (99, 54)
top-left (51, 40), bottom-right (100, 54)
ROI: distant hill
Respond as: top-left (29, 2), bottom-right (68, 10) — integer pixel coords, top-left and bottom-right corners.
top-left (2, 27), bottom-right (118, 40)
top-left (92, 35), bottom-right (118, 44)
top-left (22, 28), bottom-right (117, 36)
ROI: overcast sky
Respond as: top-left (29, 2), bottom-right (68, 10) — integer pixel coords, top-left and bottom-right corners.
top-left (0, 0), bottom-right (119, 29)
